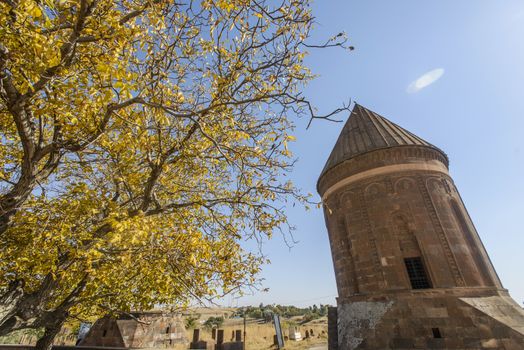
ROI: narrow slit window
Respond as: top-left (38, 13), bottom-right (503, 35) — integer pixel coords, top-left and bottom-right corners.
top-left (404, 257), bottom-right (431, 289)
top-left (432, 328), bottom-right (442, 338)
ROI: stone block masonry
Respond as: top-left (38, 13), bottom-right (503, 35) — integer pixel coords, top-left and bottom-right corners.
top-left (318, 104), bottom-right (524, 349)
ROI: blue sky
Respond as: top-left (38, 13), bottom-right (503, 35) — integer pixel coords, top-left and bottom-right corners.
top-left (227, 0), bottom-right (524, 307)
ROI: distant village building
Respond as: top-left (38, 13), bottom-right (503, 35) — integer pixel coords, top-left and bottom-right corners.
top-left (318, 104), bottom-right (524, 350)
top-left (79, 311), bottom-right (186, 348)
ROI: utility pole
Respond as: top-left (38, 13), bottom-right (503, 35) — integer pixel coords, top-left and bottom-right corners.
top-left (243, 308), bottom-right (246, 350)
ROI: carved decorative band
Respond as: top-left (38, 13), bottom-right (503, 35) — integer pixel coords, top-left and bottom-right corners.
top-left (417, 176), bottom-right (465, 286)
top-left (322, 162), bottom-right (449, 200)
top-left (357, 189), bottom-right (386, 289)
top-left (317, 146), bottom-right (448, 194)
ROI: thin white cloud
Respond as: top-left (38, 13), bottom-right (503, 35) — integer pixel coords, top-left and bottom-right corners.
top-left (407, 68), bottom-right (444, 93)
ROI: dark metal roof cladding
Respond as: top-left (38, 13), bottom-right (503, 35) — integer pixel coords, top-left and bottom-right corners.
top-left (320, 103), bottom-right (447, 177)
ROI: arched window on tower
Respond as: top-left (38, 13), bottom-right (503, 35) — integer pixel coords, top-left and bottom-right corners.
top-left (404, 257), bottom-right (432, 289)
top-left (393, 214), bottom-right (432, 289)
top-left (393, 214), bottom-right (421, 257)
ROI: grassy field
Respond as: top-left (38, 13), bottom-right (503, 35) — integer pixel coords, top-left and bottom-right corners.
top-left (183, 309), bottom-right (328, 350)
top-left (191, 320), bottom-right (328, 350)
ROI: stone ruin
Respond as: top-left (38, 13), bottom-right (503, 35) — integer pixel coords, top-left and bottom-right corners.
top-left (190, 328), bottom-right (243, 350)
top-left (79, 311), bottom-right (186, 348)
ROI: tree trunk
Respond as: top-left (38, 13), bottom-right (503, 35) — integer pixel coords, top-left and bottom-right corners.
top-left (1, 98), bottom-right (38, 236)
top-left (0, 276), bottom-right (57, 336)
top-left (0, 280), bottom-right (24, 323)
top-left (0, 183), bottom-right (34, 235)
top-left (34, 311), bottom-right (68, 350)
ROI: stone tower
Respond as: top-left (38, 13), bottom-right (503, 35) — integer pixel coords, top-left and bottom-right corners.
top-left (318, 104), bottom-right (524, 350)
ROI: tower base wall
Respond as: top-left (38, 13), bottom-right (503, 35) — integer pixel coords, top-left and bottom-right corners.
top-left (328, 307), bottom-right (339, 350)
top-left (336, 291), bottom-right (524, 350)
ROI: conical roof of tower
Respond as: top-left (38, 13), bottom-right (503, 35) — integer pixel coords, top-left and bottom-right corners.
top-left (319, 103), bottom-right (447, 178)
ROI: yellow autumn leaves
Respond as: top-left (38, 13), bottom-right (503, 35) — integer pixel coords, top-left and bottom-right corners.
top-left (0, 0), bottom-right (314, 337)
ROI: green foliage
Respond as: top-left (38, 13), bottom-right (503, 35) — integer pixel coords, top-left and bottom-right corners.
top-left (281, 319), bottom-right (297, 329)
top-left (300, 312), bottom-right (321, 324)
top-left (184, 314), bottom-right (200, 329)
top-left (203, 316), bottom-right (224, 329)
top-left (0, 328), bottom-right (44, 344)
top-left (237, 303), bottom-right (331, 320)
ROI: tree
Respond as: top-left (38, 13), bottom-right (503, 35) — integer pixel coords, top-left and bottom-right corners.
top-left (0, 0), bottom-right (350, 349)
top-left (312, 304), bottom-right (318, 313)
top-left (203, 316), bottom-right (224, 330)
top-left (184, 314), bottom-right (200, 329)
